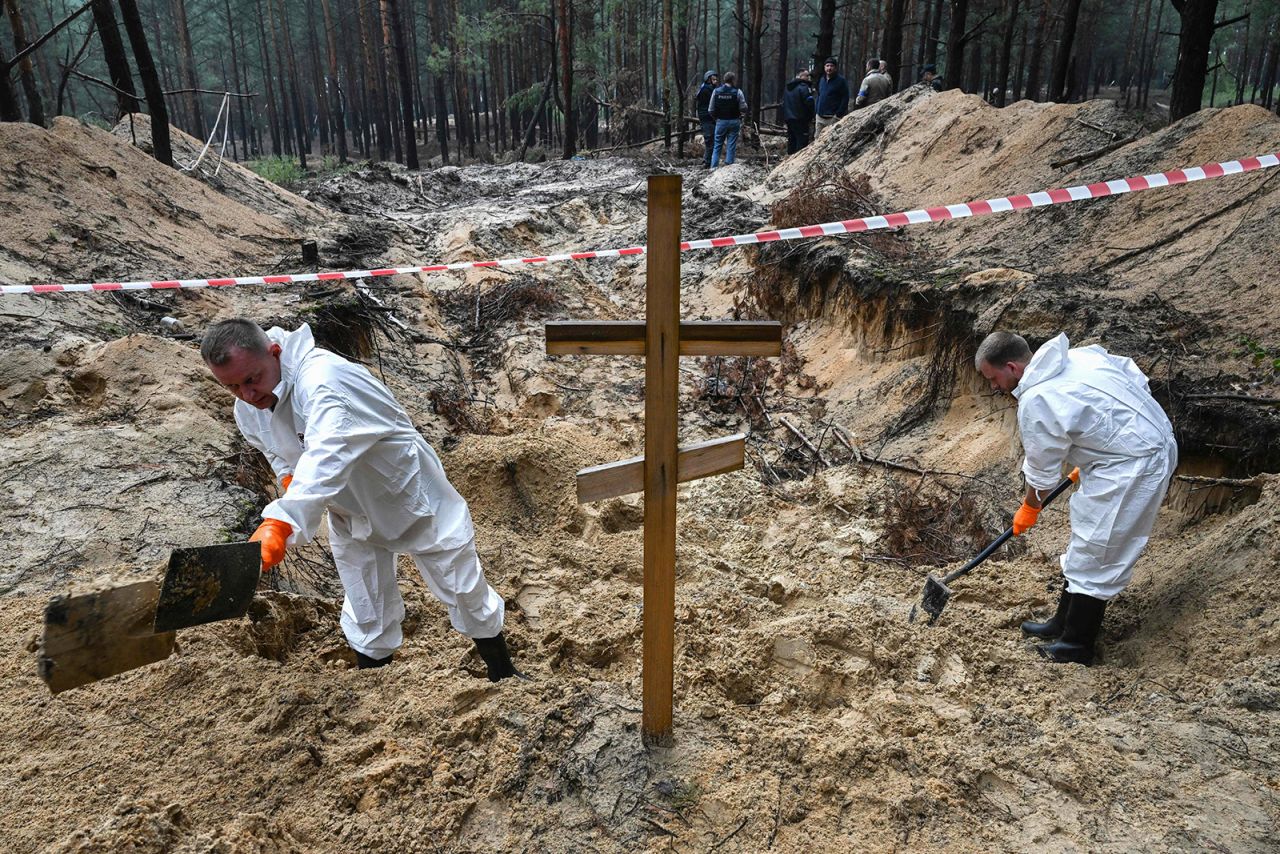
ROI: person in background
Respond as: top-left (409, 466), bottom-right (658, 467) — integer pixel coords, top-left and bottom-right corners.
top-left (975, 331), bottom-right (1177, 666)
top-left (921, 64), bottom-right (943, 92)
top-left (201, 319), bottom-right (523, 680)
top-left (815, 57), bottom-right (849, 137)
top-left (856, 57), bottom-right (894, 108)
top-left (696, 70), bottom-right (719, 168)
top-left (709, 71), bottom-right (748, 168)
top-left (781, 67), bottom-right (815, 155)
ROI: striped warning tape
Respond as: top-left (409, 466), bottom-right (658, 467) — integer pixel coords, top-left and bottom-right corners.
top-left (3, 152), bottom-right (1277, 296)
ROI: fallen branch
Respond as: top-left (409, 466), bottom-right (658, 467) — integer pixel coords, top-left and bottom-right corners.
top-left (1174, 474), bottom-right (1266, 487)
top-left (1049, 134), bottom-right (1140, 170)
top-left (781, 417), bottom-right (828, 467)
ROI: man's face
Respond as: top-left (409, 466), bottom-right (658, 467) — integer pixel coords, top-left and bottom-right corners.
top-left (979, 359), bottom-right (1025, 395)
top-left (923, 71), bottom-right (936, 83)
top-left (710, 75), bottom-right (718, 86)
top-left (798, 71), bottom-right (810, 82)
top-left (824, 62), bottom-right (835, 77)
top-left (209, 344), bottom-right (283, 409)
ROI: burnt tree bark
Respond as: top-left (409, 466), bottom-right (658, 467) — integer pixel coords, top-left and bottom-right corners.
top-left (117, 0), bottom-right (171, 165)
top-left (4, 0), bottom-right (45, 125)
top-left (944, 0), bottom-right (969, 90)
top-left (1169, 0), bottom-right (1219, 121)
top-left (1048, 0), bottom-right (1082, 102)
top-left (882, 0), bottom-right (906, 91)
top-left (994, 0), bottom-right (1019, 106)
top-left (91, 0), bottom-right (137, 119)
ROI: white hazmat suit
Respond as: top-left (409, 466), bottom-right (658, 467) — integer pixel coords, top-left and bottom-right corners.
top-left (1013, 333), bottom-right (1177, 600)
top-left (234, 325), bottom-right (505, 658)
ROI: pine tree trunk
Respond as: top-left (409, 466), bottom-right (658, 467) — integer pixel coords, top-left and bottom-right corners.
top-left (221, 0), bottom-right (249, 157)
top-left (254, 0), bottom-right (282, 156)
top-left (944, 0), bottom-right (969, 90)
top-left (381, 0), bottom-right (418, 168)
top-left (0, 41), bottom-right (19, 121)
top-left (994, 0), bottom-right (1019, 106)
top-left (777, 0), bottom-right (790, 93)
top-left (90, 0), bottom-right (137, 119)
top-left (882, 0), bottom-right (905, 90)
top-left (1169, 0), bottom-right (1219, 122)
top-left (816, 0), bottom-right (835, 67)
top-left (560, 0), bottom-right (576, 157)
top-left (748, 0), bottom-right (764, 120)
top-left (1024, 0), bottom-right (1049, 100)
top-left (425, 0), bottom-right (450, 162)
top-left (1048, 0), bottom-right (1082, 102)
top-left (117, 0), bottom-right (171, 164)
top-left (4, 0), bottom-right (45, 125)
top-left (171, 0), bottom-right (203, 137)
top-left (320, 0), bottom-right (348, 162)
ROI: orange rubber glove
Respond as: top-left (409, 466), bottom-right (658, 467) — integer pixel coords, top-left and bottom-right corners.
top-left (1068, 467), bottom-right (1080, 484)
top-left (280, 474), bottom-right (293, 491)
top-left (1012, 502), bottom-right (1041, 536)
top-left (250, 518), bottom-right (292, 572)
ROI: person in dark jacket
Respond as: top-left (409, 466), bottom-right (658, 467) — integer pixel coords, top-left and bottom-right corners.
top-left (696, 70), bottom-right (719, 168)
top-left (781, 68), bottom-right (815, 155)
top-left (921, 64), bottom-right (944, 92)
top-left (709, 72), bottom-right (748, 168)
top-left (815, 57), bottom-right (849, 137)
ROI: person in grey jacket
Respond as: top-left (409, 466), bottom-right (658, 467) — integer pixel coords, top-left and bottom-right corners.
top-left (856, 58), bottom-right (894, 107)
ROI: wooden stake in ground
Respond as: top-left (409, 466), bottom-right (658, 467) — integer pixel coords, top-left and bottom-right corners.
top-left (545, 174), bottom-right (781, 745)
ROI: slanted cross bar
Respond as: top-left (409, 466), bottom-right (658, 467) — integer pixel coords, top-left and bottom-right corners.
top-left (545, 174), bottom-right (782, 745)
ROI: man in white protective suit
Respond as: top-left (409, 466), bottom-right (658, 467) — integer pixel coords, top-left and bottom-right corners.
top-left (200, 318), bottom-right (522, 679)
top-left (975, 331), bottom-right (1178, 665)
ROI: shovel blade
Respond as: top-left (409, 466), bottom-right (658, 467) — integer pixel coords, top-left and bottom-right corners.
top-left (154, 542), bottom-right (261, 633)
top-left (38, 580), bottom-right (176, 694)
top-left (918, 574), bottom-right (953, 625)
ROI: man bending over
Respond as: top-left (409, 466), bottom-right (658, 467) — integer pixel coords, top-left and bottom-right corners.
top-left (201, 318), bottom-right (521, 679)
top-left (976, 331), bottom-right (1177, 665)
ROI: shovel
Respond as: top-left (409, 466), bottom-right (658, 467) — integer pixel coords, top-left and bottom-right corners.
top-left (153, 541), bottom-right (262, 632)
top-left (37, 542), bottom-right (261, 694)
top-left (910, 470), bottom-right (1078, 625)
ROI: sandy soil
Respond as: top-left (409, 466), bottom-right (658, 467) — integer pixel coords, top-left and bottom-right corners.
top-left (1, 93), bottom-right (1278, 852)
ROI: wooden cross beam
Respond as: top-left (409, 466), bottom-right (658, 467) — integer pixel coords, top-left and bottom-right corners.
top-left (544, 174), bottom-right (781, 745)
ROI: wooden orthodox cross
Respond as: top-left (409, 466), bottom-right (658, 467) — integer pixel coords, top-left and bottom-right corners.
top-left (545, 174), bottom-right (782, 745)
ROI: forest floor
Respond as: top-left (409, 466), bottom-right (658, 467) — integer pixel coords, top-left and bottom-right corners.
top-left (1, 87), bottom-right (1279, 852)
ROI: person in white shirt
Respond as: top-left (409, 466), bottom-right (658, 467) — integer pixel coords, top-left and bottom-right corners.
top-left (976, 331), bottom-right (1177, 665)
top-left (201, 318), bottom-right (521, 679)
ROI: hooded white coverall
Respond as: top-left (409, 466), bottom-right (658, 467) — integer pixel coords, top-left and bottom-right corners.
top-left (1013, 333), bottom-right (1178, 600)
top-left (234, 325), bottom-right (505, 658)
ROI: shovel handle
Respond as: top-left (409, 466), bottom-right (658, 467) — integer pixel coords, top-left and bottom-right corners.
top-left (939, 472), bottom-right (1077, 585)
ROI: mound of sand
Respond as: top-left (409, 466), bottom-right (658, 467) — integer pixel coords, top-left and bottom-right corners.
top-left (111, 112), bottom-right (330, 229)
top-left (768, 89), bottom-right (1280, 340)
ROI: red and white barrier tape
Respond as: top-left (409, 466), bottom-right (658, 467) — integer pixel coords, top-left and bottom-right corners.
top-left (4, 152), bottom-right (1277, 296)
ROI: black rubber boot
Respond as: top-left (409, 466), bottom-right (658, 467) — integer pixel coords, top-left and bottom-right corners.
top-left (355, 651), bottom-right (393, 670)
top-left (1021, 582), bottom-right (1074, 639)
top-left (1037, 594), bottom-right (1107, 665)
top-left (472, 632), bottom-right (525, 682)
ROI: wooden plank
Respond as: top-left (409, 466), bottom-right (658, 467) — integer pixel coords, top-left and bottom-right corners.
top-left (38, 580), bottom-right (176, 694)
top-left (643, 174), bottom-right (681, 747)
top-left (546, 320), bottom-right (782, 356)
top-left (576, 434), bottom-right (747, 502)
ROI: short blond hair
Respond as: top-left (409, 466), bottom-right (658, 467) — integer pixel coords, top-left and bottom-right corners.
top-left (974, 331), bottom-right (1032, 371)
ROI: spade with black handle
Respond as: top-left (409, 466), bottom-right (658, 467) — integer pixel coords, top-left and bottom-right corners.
top-left (910, 469), bottom-right (1079, 625)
